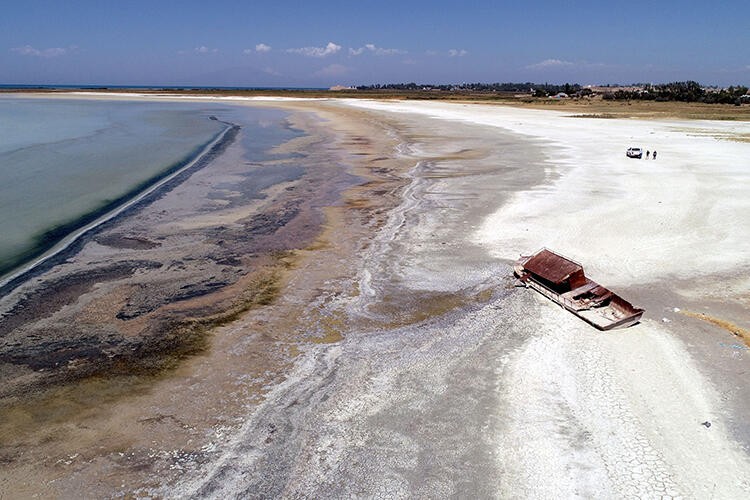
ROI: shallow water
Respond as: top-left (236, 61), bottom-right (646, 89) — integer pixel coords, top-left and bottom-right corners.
top-left (0, 97), bottom-right (301, 277)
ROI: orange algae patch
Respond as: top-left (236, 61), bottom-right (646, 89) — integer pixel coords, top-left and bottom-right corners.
top-left (683, 311), bottom-right (750, 346)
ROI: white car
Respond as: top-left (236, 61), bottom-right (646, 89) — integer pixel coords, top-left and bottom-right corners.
top-left (626, 147), bottom-right (643, 159)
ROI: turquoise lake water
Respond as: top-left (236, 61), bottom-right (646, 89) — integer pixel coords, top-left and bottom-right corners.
top-left (0, 97), bottom-right (301, 277)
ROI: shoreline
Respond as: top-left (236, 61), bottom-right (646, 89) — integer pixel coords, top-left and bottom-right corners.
top-left (5, 87), bottom-right (750, 121)
top-left (2, 94), bottom-right (749, 497)
top-left (0, 120), bottom-right (236, 295)
top-left (0, 102), bottom-right (335, 399)
top-left (0, 94), bottom-right (422, 496)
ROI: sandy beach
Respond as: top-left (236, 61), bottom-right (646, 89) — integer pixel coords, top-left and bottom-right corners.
top-left (1, 95), bottom-right (750, 498)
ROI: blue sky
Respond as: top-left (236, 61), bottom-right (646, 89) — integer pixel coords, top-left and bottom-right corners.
top-left (2, 0), bottom-right (748, 87)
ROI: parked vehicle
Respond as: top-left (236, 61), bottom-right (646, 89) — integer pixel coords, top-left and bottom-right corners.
top-left (626, 147), bottom-right (643, 159)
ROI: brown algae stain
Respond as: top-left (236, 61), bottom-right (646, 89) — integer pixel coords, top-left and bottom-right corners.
top-left (683, 310), bottom-right (750, 346)
top-left (0, 256), bottom-right (293, 449)
top-left (311, 310), bottom-right (346, 344)
top-left (372, 288), bottom-right (496, 329)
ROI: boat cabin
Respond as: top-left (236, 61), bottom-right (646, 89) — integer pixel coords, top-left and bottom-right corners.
top-left (514, 248), bottom-right (645, 330)
top-left (521, 249), bottom-right (587, 294)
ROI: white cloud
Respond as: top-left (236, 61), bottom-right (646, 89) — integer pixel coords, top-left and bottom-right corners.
top-left (287, 42), bottom-right (341, 57)
top-left (426, 49), bottom-right (467, 57)
top-left (369, 43), bottom-right (405, 55)
top-left (243, 44), bottom-right (272, 55)
top-left (350, 43), bottom-right (405, 56)
top-left (11, 45), bottom-right (70, 57)
top-left (526, 58), bottom-right (574, 69)
top-left (525, 59), bottom-right (608, 71)
top-left (314, 64), bottom-right (349, 77)
top-left (263, 67), bottom-right (281, 76)
top-left (195, 46), bottom-right (218, 54)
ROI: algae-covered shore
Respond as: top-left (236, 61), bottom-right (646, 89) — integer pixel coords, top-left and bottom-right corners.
top-left (0, 96), bottom-right (418, 496)
top-left (2, 94), bottom-right (750, 498)
top-left (0, 100), bottom-right (333, 395)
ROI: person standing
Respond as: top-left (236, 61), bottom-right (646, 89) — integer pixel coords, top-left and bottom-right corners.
top-left (646, 150), bottom-right (650, 159)
top-left (653, 150), bottom-right (657, 159)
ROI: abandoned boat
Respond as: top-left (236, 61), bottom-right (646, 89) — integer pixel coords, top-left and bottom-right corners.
top-left (514, 248), bottom-right (644, 330)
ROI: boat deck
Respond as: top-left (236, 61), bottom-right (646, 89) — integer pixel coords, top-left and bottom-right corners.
top-left (514, 249), bottom-right (644, 330)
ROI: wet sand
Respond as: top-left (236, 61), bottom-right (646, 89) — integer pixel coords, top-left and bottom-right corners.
top-left (1, 96), bottom-right (750, 498)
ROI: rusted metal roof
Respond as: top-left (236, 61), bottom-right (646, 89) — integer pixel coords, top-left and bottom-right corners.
top-left (523, 249), bottom-right (583, 284)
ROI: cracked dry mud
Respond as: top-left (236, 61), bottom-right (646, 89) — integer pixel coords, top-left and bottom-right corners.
top-left (1, 97), bottom-right (750, 498)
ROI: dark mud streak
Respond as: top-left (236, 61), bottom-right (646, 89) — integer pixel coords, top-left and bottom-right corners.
top-left (0, 260), bottom-right (162, 335)
top-left (0, 322), bottom-right (207, 399)
top-left (115, 278), bottom-right (232, 320)
top-left (95, 235), bottom-right (162, 250)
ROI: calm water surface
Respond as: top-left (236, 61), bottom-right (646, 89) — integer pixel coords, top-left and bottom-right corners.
top-left (0, 97), bottom-right (301, 277)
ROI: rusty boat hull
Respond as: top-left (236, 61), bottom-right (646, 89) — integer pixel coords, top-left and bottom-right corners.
top-left (514, 250), bottom-right (644, 331)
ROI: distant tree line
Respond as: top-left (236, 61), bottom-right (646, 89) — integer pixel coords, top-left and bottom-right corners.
top-left (601, 81), bottom-right (749, 104)
top-left (355, 80), bottom-right (750, 103)
top-left (355, 82), bottom-right (582, 95)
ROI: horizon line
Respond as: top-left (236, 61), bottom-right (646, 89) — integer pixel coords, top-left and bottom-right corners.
top-left (1, 80), bottom-right (748, 90)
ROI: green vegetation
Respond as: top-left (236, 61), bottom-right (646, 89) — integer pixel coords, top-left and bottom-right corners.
top-left (601, 81), bottom-right (749, 104)
top-left (355, 81), bottom-right (583, 96)
top-left (355, 81), bottom-right (750, 103)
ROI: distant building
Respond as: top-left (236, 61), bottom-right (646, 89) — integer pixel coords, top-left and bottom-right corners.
top-left (329, 85), bottom-right (355, 91)
top-left (552, 92), bottom-right (569, 99)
